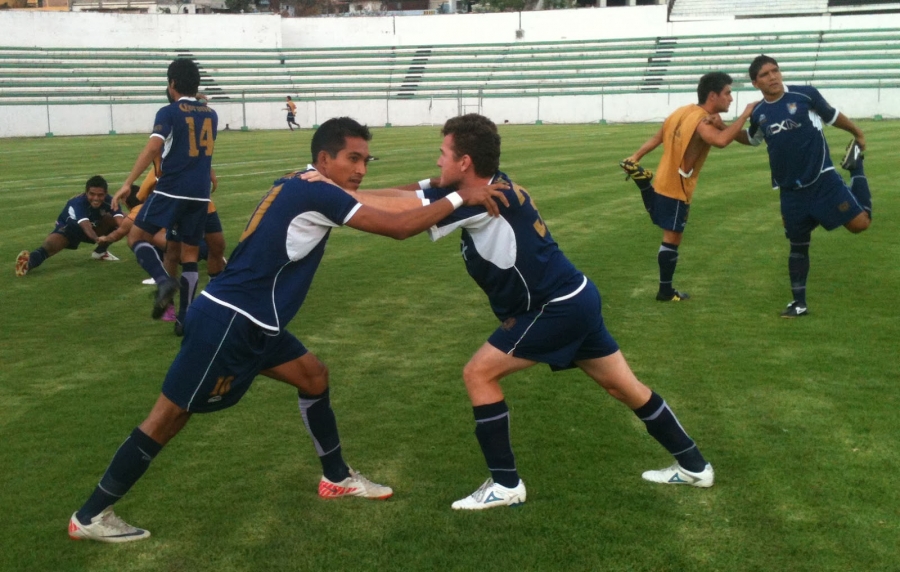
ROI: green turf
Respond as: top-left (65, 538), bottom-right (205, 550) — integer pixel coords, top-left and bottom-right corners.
top-left (0, 119), bottom-right (897, 571)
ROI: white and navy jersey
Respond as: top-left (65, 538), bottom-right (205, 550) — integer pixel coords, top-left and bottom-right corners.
top-left (55, 193), bottom-right (123, 227)
top-left (201, 168), bottom-right (361, 333)
top-left (151, 97), bottom-right (218, 200)
top-left (747, 85), bottom-right (839, 190)
top-left (422, 171), bottom-right (585, 321)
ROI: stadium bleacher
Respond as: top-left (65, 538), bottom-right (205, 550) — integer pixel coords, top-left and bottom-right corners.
top-left (1, 27), bottom-right (899, 106)
top-left (670, 0), bottom-right (829, 19)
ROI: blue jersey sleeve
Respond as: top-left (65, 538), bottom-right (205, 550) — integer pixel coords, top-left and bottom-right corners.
top-left (152, 105), bottom-right (174, 139)
top-left (304, 181), bottom-right (361, 225)
top-left (103, 196), bottom-right (123, 217)
top-left (796, 85), bottom-right (838, 125)
top-left (67, 196), bottom-right (90, 223)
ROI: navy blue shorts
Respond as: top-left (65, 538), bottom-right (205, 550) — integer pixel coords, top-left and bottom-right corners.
top-left (205, 210), bottom-right (223, 234)
top-left (162, 295), bottom-right (308, 413)
top-left (135, 193), bottom-right (208, 246)
top-left (487, 277), bottom-right (619, 371)
top-left (651, 192), bottom-right (690, 233)
top-left (51, 222), bottom-right (91, 250)
top-left (781, 169), bottom-right (864, 240)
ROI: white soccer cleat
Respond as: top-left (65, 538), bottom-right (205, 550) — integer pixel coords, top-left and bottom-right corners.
top-left (318, 468), bottom-right (393, 500)
top-left (68, 508), bottom-right (150, 543)
top-left (141, 277), bottom-right (156, 285)
top-left (451, 478), bottom-right (526, 510)
top-left (91, 250), bottom-right (119, 261)
top-left (641, 463), bottom-right (714, 488)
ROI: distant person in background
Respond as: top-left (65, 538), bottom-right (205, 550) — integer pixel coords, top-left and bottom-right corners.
top-left (285, 96), bottom-right (301, 131)
top-left (620, 72), bottom-right (756, 302)
top-left (737, 55), bottom-right (872, 318)
top-left (16, 175), bottom-right (124, 276)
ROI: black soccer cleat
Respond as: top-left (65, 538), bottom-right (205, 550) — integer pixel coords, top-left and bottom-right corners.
top-left (152, 278), bottom-right (179, 320)
top-left (780, 301), bottom-right (808, 318)
top-left (840, 140), bottom-right (863, 171)
top-left (656, 290), bottom-right (690, 302)
top-left (620, 159), bottom-right (654, 183)
top-left (174, 320), bottom-right (184, 337)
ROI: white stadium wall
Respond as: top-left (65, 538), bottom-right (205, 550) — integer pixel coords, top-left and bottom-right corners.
top-left (2, 7), bottom-right (900, 137)
top-left (0, 11), bottom-right (283, 49)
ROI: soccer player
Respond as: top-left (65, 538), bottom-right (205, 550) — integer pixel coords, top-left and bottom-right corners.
top-left (67, 117), bottom-right (508, 542)
top-left (125, 156), bottom-right (227, 334)
top-left (285, 96), bottom-right (301, 131)
top-left (329, 114), bottom-right (714, 510)
top-left (620, 72), bottom-right (756, 301)
top-left (737, 55), bottom-right (871, 318)
top-left (15, 175), bottom-right (124, 276)
top-left (112, 58), bottom-right (217, 322)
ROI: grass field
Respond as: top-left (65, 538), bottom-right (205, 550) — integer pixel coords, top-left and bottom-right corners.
top-left (0, 119), bottom-right (897, 572)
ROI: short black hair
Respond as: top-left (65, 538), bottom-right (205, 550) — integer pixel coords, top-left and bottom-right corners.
top-left (441, 114), bottom-right (501, 178)
top-left (697, 72), bottom-right (733, 104)
top-left (749, 55), bottom-right (779, 82)
top-left (167, 58), bottom-right (201, 97)
top-left (311, 117), bottom-right (372, 163)
top-left (85, 175), bottom-right (108, 192)
top-left (286, 96), bottom-right (292, 100)
top-left (125, 184), bottom-right (142, 210)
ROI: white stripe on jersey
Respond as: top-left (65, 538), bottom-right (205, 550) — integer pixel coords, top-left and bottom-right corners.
top-left (286, 210), bottom-right (340, 260)
top-left (549, 276), bottom-right (587, 303)
top-left (428, 211), bottom-right (517, 270)
top-left (152, 191), bottom-right (210, 202)
top-left (284, 203), bottom-right (361, 260)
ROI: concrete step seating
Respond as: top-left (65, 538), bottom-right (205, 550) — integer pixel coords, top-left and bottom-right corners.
top-left (1, 28), bottom-right (899, 105)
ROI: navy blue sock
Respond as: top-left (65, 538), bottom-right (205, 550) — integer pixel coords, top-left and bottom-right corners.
top-left (639, 184), bottom-right (656, 215)
top-left (298, 388), bottom-right (349, 482)
top-left (178, 262), bottom-right (199, 323)
top-left (76, 428), bottom-right (162, 523)
top-left (657, 242), bottom-right (679, 296)
top-left (849, 160), bottom-right (872, 216)
top-left (634, 392), bottom-right (706, 473)
top-left (473, 400), bottom-right (519, 488)
top-left (133, 241), bottom-right (169, 285)
top-left (788, 240), bottom-right (810, 306)
top-left (28, 247), bottom-right (49, 270)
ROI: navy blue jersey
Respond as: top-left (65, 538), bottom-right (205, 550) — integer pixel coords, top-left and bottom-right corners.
top-left (422, 171), bottom-right (584, 321)
top-left (55, 193), bottom-right (122, 228)
top-left (747, 85), bottom-right (839, 190)
top-left (152, 97), bottom-right (218, 200)
top-left (201, 169), bottom-right (361, 333)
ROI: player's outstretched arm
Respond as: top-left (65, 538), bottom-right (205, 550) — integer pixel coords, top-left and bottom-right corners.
top-left (114, 137), bottom-right (164, 210)
top-left (832, 113), bottom-right (866, 150)
top-left (625, 127), bottom-right (664, 163)
top-left (346, 181), bottom-right (509, 214)
top-left (696, 101), bottom-right (757, 149)
top-left (78, 220), bottom-right (101, 244)
top-left (346, 185), bottom-right (509, 240)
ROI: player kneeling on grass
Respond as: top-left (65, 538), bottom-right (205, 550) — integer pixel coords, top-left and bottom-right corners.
top-left (322, 114), bottom-right (714, 511)
top-left (68, 116), bottom-right (509, 543)
top-left (16, 175), bottom-right (124, 277)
